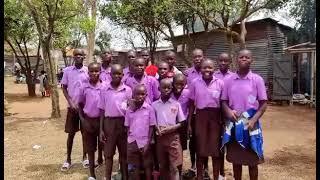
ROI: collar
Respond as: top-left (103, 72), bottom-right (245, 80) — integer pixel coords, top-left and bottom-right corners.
top-left (158, 97), bottom-right (174, 104)
top-left (215, 69), bottom-right (232, 75)
top-left (101, 66), bottom-right (111, 73)
top-left (106, 83), bottom-right (126, 91)
top-left (200, 75), bottom-right (218, 84)
top-left (191, 66), bottom-right (201, 74)
top-left (72, 65), bottom-right (86, 72)
top-left (233, 70), bottom-right (253, 80)
top-left (84, 81), bottom-right (103, 90)
top-left (128, 101), bottom-right (149, 112)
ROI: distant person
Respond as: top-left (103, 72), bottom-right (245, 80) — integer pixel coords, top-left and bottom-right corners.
top-left (100, 48), bottom-right (113, 83)
top-left (39, 70), bottom-right (47, 97)
top-left (214, 53), bottom-right (234, 81)
top-left (163, 50), bottom-right (182, 78)
top-left (77, 62), bottom-right (103, 180)
top-left (142, 49), bottom-right (158, 77)
top-left (156, 61), bottom-right (172, 82)
top-left (60, 48), bottom-right (89, 172)
top-left (123, 50), bottom-right (137, 81)
top-left (124, 57), bottom-right (160, 103)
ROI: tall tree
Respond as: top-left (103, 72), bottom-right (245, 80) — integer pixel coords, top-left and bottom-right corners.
top-left (25, 0), bottom-right (83, 118)
top-left (100, 0), bottom-right (163, 62)
top-left (180, 0), bottom-right (289, 48)
top-left (4, 0), bottom-right (41, 97)
top-left (96, 31), bottom-right (111, 51)
top-left (82, 0), bottom-right (97, 63)
top-left (290, 0), bottom-right (315, 43)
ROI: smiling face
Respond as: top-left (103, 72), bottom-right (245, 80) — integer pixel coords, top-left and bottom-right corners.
top-left (110, 64), bottom-right (123, 84)
top-left (237, 49), bottom-right (252, 70)
top-left (88, 63), bottom-right (101, 83)
top-left (201, 59), bottom-right (215, 80)
top-left (192, 49), bottom-right (204, 69)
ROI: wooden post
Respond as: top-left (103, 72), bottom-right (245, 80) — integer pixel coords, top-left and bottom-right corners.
top-left (310, 51), bottom-right (315, 107)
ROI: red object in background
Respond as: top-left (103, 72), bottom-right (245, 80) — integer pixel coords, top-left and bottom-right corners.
top-left (145, 65), bottom-right (158, 76)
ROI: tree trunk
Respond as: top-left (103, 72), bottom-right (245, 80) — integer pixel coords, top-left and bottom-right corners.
top-left (226, 29), bottom-right (236, 71)
top-left (42, 40), bottom-right (61, 118)
top-left (239, 20), bottom-right (247, 49)
top-left (26, 73), bottom-right (36, 97)
top-left (86, 0), bottom-right (96, 64)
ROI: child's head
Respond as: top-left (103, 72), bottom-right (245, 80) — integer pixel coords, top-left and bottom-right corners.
top-left (100, 48), bottom-right (112, 64)
top-left (73, 48), bottom-right (85, 66)
top-left (133, 84), bottom-right (147, 105)
top-left (88, 62), bottom-right (101, 83)
top-left (217, 53), bottom-right (231, 72)
top-left (173, 74), bottom-right (186, 94)
top-left (140, 49), bottom-right (150, 65)
top-left (157, 61), bottom-right (169, 79)
top-left (237, 49), bottom-right (252, 70)
top-left (201, 59), bottom-right (215, 80)
top-left (110, 64), bottom-right (123, 84)
top-left (159, 78), bottom-right (173, 98)
top-left (192, 49), bottom-right (204, 69)
top-left (133, 57), bottom-right (146, 76)
top-left (127, 50), bottom-right (137, 65)
top-left (164, 50), bottom-right (176, 68)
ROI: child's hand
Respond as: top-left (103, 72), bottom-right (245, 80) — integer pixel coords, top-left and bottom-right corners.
top-left (155, 126), bottom-right (162, 136)
top-left (228, 109), bottom-right (238, 122)
top-left (188, 125), bottom-right (192, 138)
top-left (99, 131), bottom-right (107, 143)
top-left (160, 127), bottom-right (171, 135)
top-left (247, 118), bottom-right (257, 130)
top-left (142, 144), bottom-right (149, 155)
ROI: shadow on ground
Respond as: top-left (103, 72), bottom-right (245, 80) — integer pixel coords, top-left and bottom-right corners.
top-left (5, 109), bottom-right (68, 132)
top-left (5, 93), bottom-right (46, 103)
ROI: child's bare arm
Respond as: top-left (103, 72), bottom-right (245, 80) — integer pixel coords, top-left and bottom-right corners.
top-left (99, 110), bottom-right (106, 143)
top-left (62, 85), bottom-right (74, 108)
top-left (187, 100), bottom-right (195, 136)
top-left (248, 100), bottom-right (267, 130)
top-left (78, 103), bottom-right (85, 122)
top-left (160, 123), bottom-right (182, 135)
top-left (143, 126), bottom-right (155, 153)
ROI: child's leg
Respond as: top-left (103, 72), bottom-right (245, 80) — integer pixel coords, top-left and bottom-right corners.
top-left (196, 156), bottom-right (205, 180)
top-left (211, 157), bottom-right (221, 180)
top-left (88, 151), bottom-right (95, 178)
top-left (97, 140), bottom-right (103, 164)
top-left (248, 165), bottom-right (258, 180)
top-left (128, 164), bottom-right (141, 180)
top-left (104, 154), bottom-right (114, 179)
top-left (220, 151), bottom-right (225, 177)
top-left (189, 116), bottom-right (196, 169)
top-left (66, 132), bottom-right (76, 164)
top-left (117, 124), bottom-right (128, 180)
top-left (169, 165), bottom-right (180, 180)
top-left (233, 164), bottom-right (242, 180)
top-left (80, 129), bottom-right (87, 160)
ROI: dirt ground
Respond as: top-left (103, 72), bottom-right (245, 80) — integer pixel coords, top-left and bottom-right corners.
top-left (4, 76), bottom-right (316, 180)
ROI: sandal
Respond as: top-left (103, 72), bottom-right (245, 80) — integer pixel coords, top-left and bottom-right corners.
top-left (60, 161), bottom-right (72, 172)
top-left (82, 159), bottom-right (89, 169)
top-left (183, 168), bottom-right (196, 178)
